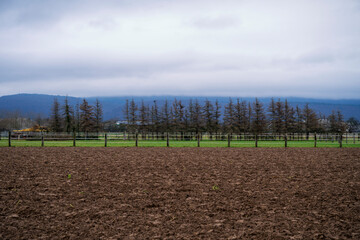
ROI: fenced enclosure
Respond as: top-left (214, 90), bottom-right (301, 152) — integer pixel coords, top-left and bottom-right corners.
top-left (1, 131), bottom-right (359, 148)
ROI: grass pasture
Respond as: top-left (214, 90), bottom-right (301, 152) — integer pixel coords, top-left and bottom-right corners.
top-left (1, 138), bottom-right (359, 148)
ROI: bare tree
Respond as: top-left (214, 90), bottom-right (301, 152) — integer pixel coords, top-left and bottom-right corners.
top-left (172, 99), bottom-right (185, 135)
top-left (94, 99), bottom-right (103, 132)
top-left (74, 101), bottom-right (81, 133)
top-left (139, 100), bottom-right (149, 133)
top-left (274, 99), bottom-right (284, 134)
top-left (303, 103), bottom-right (318, 139)
top-left (247, 102), bottom-right (252, 133)
top-left (268, 98), bottom-right (276, 133)
top-left (80, 99), bottom-right (95, 133)
top-left (224, 98), bottom-right (235, 133)
top-left (251, 98), bottom-right (267, 134)
top-left (123, 99), bottom-right (130, 125)
top-left (240, 100), bottom-right (249, 133)
top-left (128, 99), bottom-right (138, 132)
top-left (51, 98), bottom-right (62, 132)
top-left (283, 99), bottom-right (295, 133)
top-left (213, 100), bottom-right (222, 135)
top-left (150, 100), bottom-right (161, 137)
top-left (63, 97), bottom-right (74, 133)
top-left (193, 99), bottom-right (203, 133)
top-left (203, 99), bottom-right (214, 135)
top-left (336, 111), bottom-right (346, 133)
top-left (160, 99), bottom-right (171, 132)
top-left (294, 105), bottom-right (303, 133)
top-left (34, 113), bottom-right (46, 128)
top-left (234, 99), bottom-right (248, 134)
top-left (328, 110), bottom-right (346, 133)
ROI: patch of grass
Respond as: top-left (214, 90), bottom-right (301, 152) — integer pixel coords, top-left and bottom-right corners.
top-left (0, 139), bottom-right (8, 147)
top-left (0, 139), bottom-right (359, 148)
top-left (15, 200), bottom-right (22, 206)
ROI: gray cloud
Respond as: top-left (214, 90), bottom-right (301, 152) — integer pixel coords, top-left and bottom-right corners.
top-left (191, 16), bottom-right (239, 29)
top-left (0, 0), bottom-right (359, 98)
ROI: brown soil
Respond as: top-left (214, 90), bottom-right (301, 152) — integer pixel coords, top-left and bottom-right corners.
top-left (0, 147), bottom-right (359, 239)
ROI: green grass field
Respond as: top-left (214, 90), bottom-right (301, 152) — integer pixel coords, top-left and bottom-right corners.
top-left (1, 139), bottom-right (359, 148)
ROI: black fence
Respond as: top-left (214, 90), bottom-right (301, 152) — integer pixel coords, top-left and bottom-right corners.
top-left (1, 131), bottom-right (359, 148)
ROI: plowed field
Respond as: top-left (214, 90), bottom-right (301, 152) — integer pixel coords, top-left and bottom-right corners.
top-left (1, 148), bottom-right (359, 239)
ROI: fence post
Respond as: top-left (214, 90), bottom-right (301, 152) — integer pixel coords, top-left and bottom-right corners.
top-left (166, 132), bottom-right (169, 147)
top-left (135, 132), bottom-right (138, 147)
top-left (339, 134), bottom-right (343, 148)
top-left (284, 134), bottom-right (287, 148)
top-left (105, 133), bottom-right (107, 147)
top-left (73, 132), bottom-right (76, 147)
top-left (228, 133), bottom-right (231, 147)
top-left (354, 133), bottom-right (356, 144)
top-left (8, 131), bottom-right (11, 147)
top-left (314, 133), bottom-right (317, 148)
top-left (255, 134), bottom-right (258, 148)
top-left (346, 133), bottom-right (348, 144)
top-left (41, 133), bottom-right (44, 147)
top-left (197, 133), bottom-right (200, 147)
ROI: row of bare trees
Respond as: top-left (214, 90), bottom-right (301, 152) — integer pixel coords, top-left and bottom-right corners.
top-left (50, 98), bottom-right (103, 132)
top-left (123, 98), bottom-right (348, 135)
top-left (2, 97), bottom-right (355, 134)
top-left (0, 111), bottom-right (35, 131)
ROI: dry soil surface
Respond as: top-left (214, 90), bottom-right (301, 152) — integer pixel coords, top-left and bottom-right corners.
top-left (0, 147), bottom-right (359, 239)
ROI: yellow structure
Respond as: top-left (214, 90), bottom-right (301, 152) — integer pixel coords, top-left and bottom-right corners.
top-left (14, 125), bottom-right (49, 132)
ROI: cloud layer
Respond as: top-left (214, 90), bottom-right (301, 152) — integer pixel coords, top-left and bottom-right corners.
top-left (0, 0), bottom-right (359, 98)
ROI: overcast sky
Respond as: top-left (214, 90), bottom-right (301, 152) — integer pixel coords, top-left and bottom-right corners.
top-left (0, 0), bottom-right (359, 98)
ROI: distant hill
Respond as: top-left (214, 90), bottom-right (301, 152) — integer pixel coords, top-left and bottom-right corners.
top-left (0, 93), bottom-right (359, 121)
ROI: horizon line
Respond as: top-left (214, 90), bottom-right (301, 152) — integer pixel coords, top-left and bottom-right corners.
top-left (1, 93), bottom-right (360, 101)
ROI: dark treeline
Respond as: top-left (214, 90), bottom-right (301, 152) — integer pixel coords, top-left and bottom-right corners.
top-left (1, 97), bottom-right (359, 133)
top-left (49, 97), bottom-right (103, 133)
top-left (122, 97), bottom-right (357, 135)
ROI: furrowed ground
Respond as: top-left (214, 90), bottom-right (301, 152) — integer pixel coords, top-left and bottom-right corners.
top-left (0, 148), bottom-right (359, 239)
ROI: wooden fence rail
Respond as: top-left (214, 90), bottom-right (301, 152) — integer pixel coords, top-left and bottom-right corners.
top-left (3, 131), bottom-right (359, 148)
